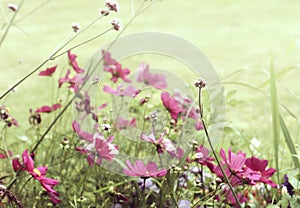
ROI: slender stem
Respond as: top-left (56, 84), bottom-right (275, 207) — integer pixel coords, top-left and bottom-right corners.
top-left (0, 15), bottom-right (103, 100)
top-left (140, 177), bottom-right (146, 207)
top-left (0, 0), bottom-right (26, 49)
top-left (14, 0), bottom-right (53, 24)
top-left (51, 28), bottom-right (113, 60)
top-left (197, 86), bottom-right (241, 207)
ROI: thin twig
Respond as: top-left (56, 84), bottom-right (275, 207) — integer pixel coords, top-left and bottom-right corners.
top-left (0, 0), bottom-right (26, 49)
top-left (0, 15), bottom-right (103, 100)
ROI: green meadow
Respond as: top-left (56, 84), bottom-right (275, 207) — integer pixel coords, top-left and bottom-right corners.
top-left (2, 0), bottom-right (299, 153)
top-left (0, 1), bottom-right (299, 206)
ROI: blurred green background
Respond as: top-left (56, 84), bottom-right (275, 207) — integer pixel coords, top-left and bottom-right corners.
top-left (0, 1), bottom-right (299, 159)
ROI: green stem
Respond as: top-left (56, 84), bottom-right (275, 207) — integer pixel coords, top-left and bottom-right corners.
top-left (0, 0), bottom-right (26, 49)
top-left (0, 15), bottom-right (104, 100)
top-left (197, 86), bottom-right (241, 207)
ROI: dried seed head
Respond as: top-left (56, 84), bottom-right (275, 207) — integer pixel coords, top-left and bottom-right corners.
top-left (61, 137), bottom-right (69, 145)
top-left (101, 123), bottom-right (111, 132)
top-left (111, 19), bottom-right (121, 31)
top-left (71, 23), bottom-right (80, 33)
top-left (105, 0), bottom-right (120, 12)
top-left (194, 79), bottom-right (206, 88)
top-left (8, 4), bottom-right (18, 12)
top-left (100, 8), bottom-right (110, 16)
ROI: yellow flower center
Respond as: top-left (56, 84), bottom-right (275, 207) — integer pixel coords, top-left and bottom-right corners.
top-left (33, 168), bottom-right (41, 177)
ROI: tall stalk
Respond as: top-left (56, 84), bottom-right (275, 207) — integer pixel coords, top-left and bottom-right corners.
top-left (196, 80), bottom-right (241, 207)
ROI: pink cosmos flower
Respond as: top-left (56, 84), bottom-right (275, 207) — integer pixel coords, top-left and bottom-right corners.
top-left (210, 164), bottom-right (242, 186)
top-left (141, 131), bottom-right (183, 159)
top-left (123, 160), bottom-right (167, 178)
top-left (102, 50), bottom-right (117, 66)
top-left (161, 92), bottom-right (181, 121)
top-left (105, 63), bottom-right (131, 83)
top-left (76, 133), bottom-right (119, 166)
top-left (103, 84), bottom-right (140, 97)
top-left (12, 157), bottom-right (23, 172)
top-left (195, 121), bottom-right (204, 130)
top-left (35, 103), bottom-right (61, 113)
top-left (220, 148), bottom-right (246, 173)
top-left (38, 66), bottom-right (57, 77)
top-left (75, 91), bottom-right (98, 122)
top-left (116, 117), bottom-right (136, 130)
top-left (59, 69), bottom-right (85, 92)
top-left (136, 63), bottom-right (167, 89)
top-left (0, 150), bottom-right (23, 172)
top-left (223, 187), bottom-right (248, 207)
top-left (194, 145), bottom-right (214, 168)
top-left (173, 90), bottom-right (203, 131)
top-left (0, 150), bottom-right (12, 159)
top-left (97, 102), bottom-right (108, 111)
top-left (211, 149), bottom-right (261, 187)
top-left (72, 120), bottom-right (93, 142)
top-left (68, 50), bottom-right (84, 74)
top-left (22, 150), bottom-right (61, 204)
top-left (245, 156), bottom-right (277, 188)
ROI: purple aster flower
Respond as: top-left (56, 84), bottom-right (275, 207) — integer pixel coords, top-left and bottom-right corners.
top-left (282, 174), bottom-right (294, 196)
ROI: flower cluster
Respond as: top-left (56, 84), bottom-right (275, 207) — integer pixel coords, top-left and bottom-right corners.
top-left (73, 121), bottom-right (119, 166)
top-left (0, 47), bottom-right (283, 207)
top-left (100, 0), bottom-right (120, 16)
top-left (207, 148), bottom-right (277, 206)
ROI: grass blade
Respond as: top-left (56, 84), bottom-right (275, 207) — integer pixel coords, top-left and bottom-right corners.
top-left (279, 115), bottom-right (300, 170)
top-left (270, 59), bottom-right (280, 184)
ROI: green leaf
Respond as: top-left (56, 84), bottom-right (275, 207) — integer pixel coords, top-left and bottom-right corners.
top-left (226, 90), bottom-right (237, 99)
top-left (279, 115), bottom-right (300, 170)
top-left (258, 65), bottom-right (299, 89)
top-left (270, 59), bottom-right (280, 184)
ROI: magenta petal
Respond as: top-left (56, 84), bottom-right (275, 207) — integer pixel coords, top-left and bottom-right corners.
top-left (36, 105), bottom-right (52, 113)
top-left (141, 133), bottom-right (156, 143)
top-left (103, 85), bottom-right (116, 94)
top-left (22, 149), bottom-right (34, 172)
top-left (220, 148), bottom-right (227, 163)
top-left (134, 160), bottom-right (146, 175)
top-left (156, 169), bottom-right (167, 177)
top-left (52, 103), bottom-right (61, 111)
top-left (146, 162), bottom-right (157, 173)
top-left (38, 66), bottom-right (57, 76)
